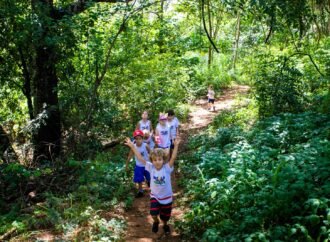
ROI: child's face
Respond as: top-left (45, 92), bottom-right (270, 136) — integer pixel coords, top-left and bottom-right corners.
top-left (144, 133), bottom-right (150, 140)
top-left (152, 156), bottom-right (164, 170)
top-left (167, 115), bottom-right (174, 121)
top-left (142, 111), bottom-right (148, 120)
top-left (135, 136), bottom-right (143, 146)
top-left (159, 119), bottom-right (166, 125)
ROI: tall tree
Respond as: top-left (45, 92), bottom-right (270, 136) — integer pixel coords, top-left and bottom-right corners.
top-left (2, 0), bottom-right (132, 162)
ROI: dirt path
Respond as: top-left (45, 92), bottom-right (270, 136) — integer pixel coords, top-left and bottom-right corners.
top-left (124, 85), bottom-right (250, 241)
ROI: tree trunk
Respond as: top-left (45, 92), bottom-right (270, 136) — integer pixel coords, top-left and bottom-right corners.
top-left (232, 11), bottom-right (241, 70)
top-left (32, 46), bottom-right (61, 162)
top-left (207, 0), bottom-right (212, 66)
top-left (0, 125), bottom-right (18, 163)
top-left (158, 0), bottom-right (165, 53)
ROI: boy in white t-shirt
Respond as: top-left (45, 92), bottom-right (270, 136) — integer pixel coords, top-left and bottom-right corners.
top-left (124, 136), bottom-right (181, 235)
top-left (136, 110), bottom-right (153, 133)
top-left (155, 113), bottom-right (171, 160)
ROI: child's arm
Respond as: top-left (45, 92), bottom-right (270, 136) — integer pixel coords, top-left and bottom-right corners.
top-left (126, 149), bottom-right (134, 172)
top-left (169, 136), bottom-right (181, 168)
top-left (124, 138), bottom-right (147, 165)
top-left (146, 144), bottom-right (151, 154)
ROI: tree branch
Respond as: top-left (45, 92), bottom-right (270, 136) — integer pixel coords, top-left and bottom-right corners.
top-left (285, 52), bottom-right (324, 76)
top-left (201, 0), bottom-right (219, 53)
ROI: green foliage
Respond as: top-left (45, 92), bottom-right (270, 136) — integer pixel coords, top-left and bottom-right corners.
top-left (178, 112), bottom-right (330, 241)
top-left (254, 55), bottom-right (307, 117)
top-left (0, 150), bottom-right (132, 240)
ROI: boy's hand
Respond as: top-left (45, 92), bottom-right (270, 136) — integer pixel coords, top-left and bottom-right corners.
top-left (174, 136), bottom-right (181, 146)
top-left (124, 137), bottom-right (134, 148)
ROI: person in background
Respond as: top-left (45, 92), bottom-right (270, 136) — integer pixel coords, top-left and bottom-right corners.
top-left (143, 129), bottom-right (155, 150)
top-left (155, 113), bottom-right (171, 160)
top-left (136, 110), bottom-right (153, 133)
top-left (207, 85), bottom-right (216, 111)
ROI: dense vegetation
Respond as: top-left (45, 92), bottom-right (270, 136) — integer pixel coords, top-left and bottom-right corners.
top-left (177, 105), bottom-right (330, 241)
top-left (0, 0), bottom-right (329, 240)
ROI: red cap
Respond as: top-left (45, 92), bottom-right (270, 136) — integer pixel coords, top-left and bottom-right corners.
top-left (133, 129), bottom-right (144, 138)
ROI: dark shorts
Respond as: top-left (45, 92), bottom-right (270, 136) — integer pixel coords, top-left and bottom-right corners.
top-left (150, 198), bottom-right (172, 221)
top-left (133, 165), bottom-right (150, 183)
top-left (170, 140), bottom-right (174, 149)
top-left (208, 98), bottom-right (215, 104)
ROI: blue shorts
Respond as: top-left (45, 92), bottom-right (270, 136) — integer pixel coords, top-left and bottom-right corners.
top-left (134, 165), bottom-right (150, 183)
top-left (208, 98), bottom-right (215, 104)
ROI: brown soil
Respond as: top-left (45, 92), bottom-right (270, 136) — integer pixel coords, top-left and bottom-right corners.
top-left (124, 85), bottom-right (250, 241)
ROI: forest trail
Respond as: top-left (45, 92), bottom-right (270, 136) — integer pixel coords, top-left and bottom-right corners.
top-left (124, 85), bottom-right (250, 241)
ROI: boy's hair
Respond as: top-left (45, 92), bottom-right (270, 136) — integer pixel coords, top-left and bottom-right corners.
top-left (143, 129), bottom-right (150, 137)
top-left (150, 148), bottom-right (167, 161)
top-left (167, 109), bottom-right (175, 116)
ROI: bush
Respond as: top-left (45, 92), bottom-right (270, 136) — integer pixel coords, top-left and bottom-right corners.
top-left (177, 112), bottom-right (330, 241)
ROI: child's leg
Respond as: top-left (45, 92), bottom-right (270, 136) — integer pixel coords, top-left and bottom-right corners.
top-left (133, 166), bottom-right (145, 197)
top-left (150, 198), bottom-right (161, 233)
top-left (159, 202), bottom-right (172, 234)
top-left (138, 182), bottom-right (143, 191)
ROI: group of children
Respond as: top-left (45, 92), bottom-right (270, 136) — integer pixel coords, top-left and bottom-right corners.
top-left (125, 110), bottom-right (180, 235)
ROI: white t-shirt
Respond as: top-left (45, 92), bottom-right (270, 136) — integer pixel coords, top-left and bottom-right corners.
top-left (145, 162), bottom-right (173, 204)
top-left (134, 142), bottom-right (149, 167)
top-left (138, 120), bottom-right (152, 132)
top-left (208, 89), bottom-right (215, 99)
top-left (156, 123), bottom-right (171, 148)
top-left (144, 136), bottom-right (155, 150)
top-left (167, 117), bottom-right (180, 139)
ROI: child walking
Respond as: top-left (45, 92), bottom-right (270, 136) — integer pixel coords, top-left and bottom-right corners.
top-left (136, 110), bottom-right (153, 133)
top-left (126, 129), bottom-right (151, 198)
top-left (155, 113), bottom-right (171, 160)
top-left (207, 85), bottom-right (216, 111)
top-left (143, 129), bottom-right (155, 150)
top-left (125, 135), bottom-right (181, 235)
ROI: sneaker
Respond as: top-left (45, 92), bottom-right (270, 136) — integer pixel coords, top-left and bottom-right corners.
top-left (152, 222), bottom-right (159, 233)
top-left (213, 106), bottom-right (216, 111)
top-left (163, 224), bottom-right (170, 235)
top-left (135, 191), bottom-right (143, 198)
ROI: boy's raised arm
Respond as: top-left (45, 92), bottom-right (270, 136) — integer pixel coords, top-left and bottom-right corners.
top-left (124, 138), bottom-right (147, 165)
top-left (169, 136), bottom-right (181, 168)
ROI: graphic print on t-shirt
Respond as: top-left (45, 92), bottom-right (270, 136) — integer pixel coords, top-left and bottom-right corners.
top-left (160, 130), bottom-right (168, 135)
top-left (153, 175), bottom-right (166, 185)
